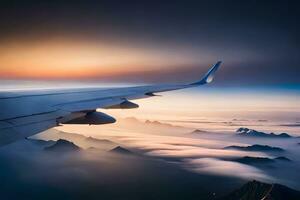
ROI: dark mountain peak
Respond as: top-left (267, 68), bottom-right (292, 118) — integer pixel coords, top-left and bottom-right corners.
top-left (232, 155), bottom-right (292, 166)
top-left (278, 132), bottom-right (291, 137)
top-left (234, 156), bottom-right (275, 165)
top-left (237, 127), bottom-right (250, 133)
top-left (27, 138), bottom-right (55, 146)
top-left (220, 180), bottom-right (300, 200)
top-left (109, 146), bottom-right (132, 155)
top-left (220, 180), bottom-right (272, 200)
top-left (145, 120), bottom-right (161, 125)
top-left (144, 120), bottom-right (182, 128)
top-left (236, 128), bottom-right (292, 138)
top-left (85, 137), bottom-right (115, 145)
top-left (124, 117), bottom-right (140, 123)
top-left (191, 129), bottom-right (207, 134)
top-left (232, 119), bottom-right (249, 122)
top-left (257, 119), bottom-right (268, 122)
top-left (44, 139), bottom-right (81, 152)
top-left (224, 144), bottom-right (284, 152)
top-left (275, 156), bottom-right (291, 162)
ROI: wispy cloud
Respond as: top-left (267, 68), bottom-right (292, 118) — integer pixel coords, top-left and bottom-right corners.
top-left (186, 158), bottom-right (272, 180)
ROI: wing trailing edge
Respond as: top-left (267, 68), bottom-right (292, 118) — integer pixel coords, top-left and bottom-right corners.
top-left (0, 61), bottom-right (222, 146)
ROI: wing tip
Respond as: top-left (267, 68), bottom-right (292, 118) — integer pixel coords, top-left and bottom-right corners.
top-left (190, 61), bottom-right (222, 86)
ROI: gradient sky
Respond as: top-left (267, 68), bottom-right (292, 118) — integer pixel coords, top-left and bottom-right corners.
top-left (1, 2), bottom-right (300, 194)
top-left (0, 0), bottom-right (299, 86)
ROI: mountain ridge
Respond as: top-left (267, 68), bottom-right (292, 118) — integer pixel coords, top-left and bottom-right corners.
top-left (236, 128), bottom-right (292, 138)
top-left (224, 144), bottom-right (284, 152)
top-left (220, 180), bottom-right (300, 200)
top-left (44, 139), bottom-right (81, 152)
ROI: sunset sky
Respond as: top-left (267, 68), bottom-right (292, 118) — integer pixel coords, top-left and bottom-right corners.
top-left (0, 1), bottom-right (299, 84)
top-left (0, 0), bottom-right (299, 121)
top-left (2, 2), bottom-right (300, 199)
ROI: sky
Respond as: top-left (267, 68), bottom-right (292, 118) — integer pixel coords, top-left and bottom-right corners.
top-left (1, 2), bottom-right (300, 197)
top-left (0, 0), bottom-right (299, 122)
top-left (0, 0), bottom-right (299, 86)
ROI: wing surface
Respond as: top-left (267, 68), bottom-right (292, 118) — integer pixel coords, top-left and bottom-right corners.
top-left (0, 61), bottom-right (221, 146)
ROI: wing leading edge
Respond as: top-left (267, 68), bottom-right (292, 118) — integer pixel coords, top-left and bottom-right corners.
top-left (0, 61), bottom-right (222, 146)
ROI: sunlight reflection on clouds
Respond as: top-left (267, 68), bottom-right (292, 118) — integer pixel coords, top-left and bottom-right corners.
top-left (58, 115), bottom-right (299, 186)
top-left (185, 158), bottom-right (272, 181)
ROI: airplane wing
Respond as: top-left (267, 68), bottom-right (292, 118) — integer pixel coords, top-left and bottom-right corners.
top-left (0, 61), bottom-right (221, 146)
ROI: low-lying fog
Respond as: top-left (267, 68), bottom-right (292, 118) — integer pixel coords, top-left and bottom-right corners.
top-left (0, 115), bottom-right (300, 199)
top-left (58, 117), bottom-right (300, 188)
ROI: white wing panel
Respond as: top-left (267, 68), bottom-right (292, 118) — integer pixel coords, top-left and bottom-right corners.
top-left (54, 97), bottom-right (125, 112)
top-left (0, 62), bottom-right (221, 146)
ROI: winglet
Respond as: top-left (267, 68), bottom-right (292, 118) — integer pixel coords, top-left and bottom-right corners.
top-left (190, 61), bottom-right (222, 86)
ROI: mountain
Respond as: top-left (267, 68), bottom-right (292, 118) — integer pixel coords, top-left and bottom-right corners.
top-left (232, 156), bottom-right (291, 166)
top-left (44, 139), bottom-right (81, 152)
top-left (224, 144), bottom-right (284, 152)
top-left (84, 136), bottom-right (117, 147)
top-left (109, 146), bottom-right (133, 155)
top-left (236, 128), bottom-right (292, 138)
top-left (34, 129), bottom-right (118, 150)
top-left (274, 156), bottom-right (291, 162)
top-left (124, 117), bottom-right (176, 127)
top-left (191, 129), bottom-right (208, 134)
top-left (26, 138), bottom-right (55, 146)
top-left (145, 120), bottom-right (161, 125)
top-left (144, 120), bottom-right (182, 128)
top-left (233, 156), bottom-right (275, 165)
top-left (123, 117), bottom-right (141, 123)
top-left (220, 180), bottom-right (300, 200)
top-left (85, 137), bottom-right (115, 144)
top-left (257, 119), bottom-right (268, 122)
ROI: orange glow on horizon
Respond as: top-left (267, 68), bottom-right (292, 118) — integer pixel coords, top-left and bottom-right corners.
top-left (0, 38), bottom-right (202, 79)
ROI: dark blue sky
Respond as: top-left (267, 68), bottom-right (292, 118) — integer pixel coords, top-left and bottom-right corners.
top-left (0, 0), bottom-right (299, 86)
